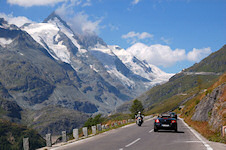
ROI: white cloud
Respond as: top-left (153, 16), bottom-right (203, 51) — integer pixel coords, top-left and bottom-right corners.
top-left (109, 24), bottom-right (119, 31)
top-left (55, 1), bottom-right (101, 35)
top-left (187, 47), bottom-right (211, 62)
top-left (122, 31), bottom-right (153, 44)
top-left (0, 13), bottom-right (34, 27)
top-left (59, 11), bottom-right (102, 34)
top-left (6, 0), bottom-right (92, 7)
top-left (161, 37), bottom-right (171, 44)
top-left (7, 0), bottom-right (66, 7)
top-left (132, 0), bottom-right (141, 5)
top-left (82, 0), bottom-right (91, 7)
top-left (122, 31), bottom-right (139, 39)
top-left (139, 32), bottom-right (153, 39)
top-left (71, 12), bottom-right (102, 34)
top-left (126, 42), bottom-right (212, 67)
top-left (127, 43), bottom-right (186, 67)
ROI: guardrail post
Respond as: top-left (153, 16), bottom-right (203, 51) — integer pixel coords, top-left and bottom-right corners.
top-left (62, 131), bottom-right (67, 142)
top-left (111, 122), bottom-right (114, 127)
top-left (92, 126), bottom-right (96, 135)
top-left (105, 124), bottom-right (109, 129)
top-left (23, 137), bottom-right (29, 150)
top-left (83, 127), bottom-right (88, 137)
top-left (102, 125), bottom-right (106, 130)
top-left (222, 126), bottom-right (226, 137)
top-left (97, 124), bottom-right (102, 132)
top-left (73, 129), bottom-right (79, 140)
top-left (46, 133), bottom-right (52, 147)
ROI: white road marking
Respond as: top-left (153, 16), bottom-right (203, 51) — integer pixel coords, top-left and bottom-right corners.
top-left (180, 118), bottom-right (213, 150)
top-left (149, 129), bottom-right (154, 133)
top-left (125, 138), bottom-right (141, 147)
top-left (119, 148), bottom-right (123, 150)
top-left (184, 141), bottom-right (202, 143)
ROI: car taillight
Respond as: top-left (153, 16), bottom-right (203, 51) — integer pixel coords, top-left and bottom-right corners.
top-left (171, 120), bottom-right (176, 123)
top-left (155, 119), bottom-right (160, 123)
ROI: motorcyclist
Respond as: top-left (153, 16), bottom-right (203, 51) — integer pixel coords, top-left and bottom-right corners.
top-left (135, 111), bottom-right (144, 124)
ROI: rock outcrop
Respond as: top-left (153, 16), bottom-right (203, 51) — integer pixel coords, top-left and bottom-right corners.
top-left (192, 83), bottom-right (226, 131)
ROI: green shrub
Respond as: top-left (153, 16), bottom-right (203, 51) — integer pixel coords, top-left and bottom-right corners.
top-left (83, 114), bottom-right (105, 129)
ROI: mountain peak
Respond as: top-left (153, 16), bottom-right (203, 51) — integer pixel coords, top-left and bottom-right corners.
top-left (43, 12), bottom-right (72, 31)
top-left (43, 11), bottom-right (60, 23)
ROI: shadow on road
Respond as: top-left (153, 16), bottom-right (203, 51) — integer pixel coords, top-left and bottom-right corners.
top-left (136, 125), bottom-right (150, 128)
top-left (156, 130), bottom-right (185, 133)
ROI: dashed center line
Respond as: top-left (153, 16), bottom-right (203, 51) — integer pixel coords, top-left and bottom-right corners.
top-left (125, 138), bottom-right (141, 147)
top-left (149, 129), bottom-right (154, 133)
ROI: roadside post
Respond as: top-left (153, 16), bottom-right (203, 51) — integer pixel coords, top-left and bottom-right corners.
top-left (46, 133), bottom-right (52, 147)
top-left (62, 131), bottom-right (67, 142)
top-left (222, 126), bottom-right (226, 137)
top-left (73, 129), bottom-right (79, 140)
top-left (92, 126), bottom-right (96, 135)
top-left (97, 124), bottom-right (102, 132)
top-left (23, 137), bottom-right (29, 150)
top-left (83, 127), bottom-right (88, 137)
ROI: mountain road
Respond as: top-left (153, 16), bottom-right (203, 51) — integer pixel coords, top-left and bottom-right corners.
top-left (51, 118), bottom-right (226, 150)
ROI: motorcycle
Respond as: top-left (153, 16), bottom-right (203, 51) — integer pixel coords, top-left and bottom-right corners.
top-left (136, 116), bottom-right (143, 126)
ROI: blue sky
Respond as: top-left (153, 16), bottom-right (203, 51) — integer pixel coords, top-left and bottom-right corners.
top-left (0, 0), bottom-right (225, 73)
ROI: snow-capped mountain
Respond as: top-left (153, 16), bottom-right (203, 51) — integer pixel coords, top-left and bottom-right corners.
top-left (22, 12), bottom-right (133, 113)
top-left (21, 12), bottom-right (173, 112)
top-left (109, 45), bottom-right (174, 86)
top-left (0, 18), bottom-right (21, 47)
top-left (87, 43), bottom-right (174, 92)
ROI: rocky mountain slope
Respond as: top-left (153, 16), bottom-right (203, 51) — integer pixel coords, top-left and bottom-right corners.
top-left (0, 18), bottom-right (90, 135)
top-left (191, 77), bottom-right (226, 132)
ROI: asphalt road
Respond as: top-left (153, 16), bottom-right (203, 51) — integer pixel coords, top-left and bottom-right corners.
top-left (51, 118), bottom-right (226, 150)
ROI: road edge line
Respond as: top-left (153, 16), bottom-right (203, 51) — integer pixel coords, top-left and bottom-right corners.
top-left (179, 118), bottom-right (213, 150)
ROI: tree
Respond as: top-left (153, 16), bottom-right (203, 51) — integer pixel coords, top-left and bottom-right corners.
top-left (83, 114), bottom-right (105, 129)
top-left (129, 99), bottom-right (144, 118)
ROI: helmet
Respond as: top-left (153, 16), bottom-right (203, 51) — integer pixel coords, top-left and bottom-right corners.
top-left (138, 111), bottom-right (141, 114)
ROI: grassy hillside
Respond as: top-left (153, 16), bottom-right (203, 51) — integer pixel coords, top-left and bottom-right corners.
top-left (144, 74), bottom-right (218, 114)
top-left (0, 119), bottom-right (45, 150)
top-left (184, 45), bottom-right (226, 73)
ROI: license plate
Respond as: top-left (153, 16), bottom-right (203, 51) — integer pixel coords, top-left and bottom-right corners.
top-left (162, 124), bottom-right (170, 127)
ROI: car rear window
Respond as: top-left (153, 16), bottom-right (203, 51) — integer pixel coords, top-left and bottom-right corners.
top-left (161, 114), bottom-right (171, 118)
